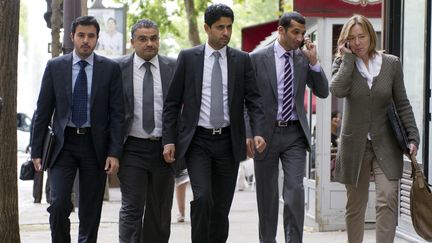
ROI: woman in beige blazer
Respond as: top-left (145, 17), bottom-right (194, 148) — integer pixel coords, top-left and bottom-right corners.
top-left (330, 15), bottom-right (420, 243)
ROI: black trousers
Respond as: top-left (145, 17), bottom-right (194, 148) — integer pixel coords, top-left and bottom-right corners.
top-left (186, 128), bottom-right (239, 243)
top-left (118, 136), bottom-right (174, 243)
top-left (48, 129), bottom-right (106, 243)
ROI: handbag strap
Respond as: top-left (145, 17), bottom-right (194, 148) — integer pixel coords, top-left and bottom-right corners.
top-left (410, 154), bottom-right (425, 189)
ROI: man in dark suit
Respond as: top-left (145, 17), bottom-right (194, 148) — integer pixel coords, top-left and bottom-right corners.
top-left (162, 4), bottom-right (266, 243)
top-left (248, 12), bottom-right (329, 243)
top-left (31, 16), bottom-right (124, 243)
top-left (115, 19), bottom-right (175, 243)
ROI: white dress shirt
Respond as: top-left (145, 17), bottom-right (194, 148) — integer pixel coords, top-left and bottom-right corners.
top-left (129, 53), bottom-right (164, 138)
top-left (198, 42), bottom-right (230, 129)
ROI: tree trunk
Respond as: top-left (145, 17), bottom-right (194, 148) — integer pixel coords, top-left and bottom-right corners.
top-left (184, 0), bottom-right (201, 46)
top-left (0, 0), bottom-right (21, 242)
top-left (51, 0), bottom-right (63, 57)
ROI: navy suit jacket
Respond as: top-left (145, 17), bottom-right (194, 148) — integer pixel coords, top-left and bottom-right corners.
top-left (31, 52), bottom-right (124, 168)
top-left (162, 44), bottom-right (265, 162)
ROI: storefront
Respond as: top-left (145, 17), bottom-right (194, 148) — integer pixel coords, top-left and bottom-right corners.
top-left (242, 0), bottom-right (431, 240)
top-left (384, 0), bottom-right (431, 241)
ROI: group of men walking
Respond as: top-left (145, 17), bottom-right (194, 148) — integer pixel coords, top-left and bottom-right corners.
top-left (31, 3), bottom-right (328, 243)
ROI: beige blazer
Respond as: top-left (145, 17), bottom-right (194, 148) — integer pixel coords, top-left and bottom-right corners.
top-left (330, 53), bottom-right (419, 185)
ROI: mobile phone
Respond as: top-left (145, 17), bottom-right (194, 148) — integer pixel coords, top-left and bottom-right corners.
top-left (345, 42), bottom-right (350, 49)
top-left (300, 40), bottom-right (305, 49)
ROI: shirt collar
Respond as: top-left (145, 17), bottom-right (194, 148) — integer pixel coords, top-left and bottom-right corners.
top-left (134, 53), bottom-right (159, 68)
top-left (274, 40), bottom-right (293, 59)
top-left (205, 42), bottom-right (227, 59)
top-left (72, 50), bottom-right (94, 66)
top-left (355, 52), bottom-right (382, 77)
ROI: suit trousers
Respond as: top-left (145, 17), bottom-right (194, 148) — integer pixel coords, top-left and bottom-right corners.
top-left (345, 141), bottom-right (398, 243)
top-left (186, 128), bottom-right (239, 243)
top-left (48, 129), bottom-right (106, 243)
top-left (118, 136), bottom-right (174, 243)
top-left (254, 124), bottom-right (307, 243)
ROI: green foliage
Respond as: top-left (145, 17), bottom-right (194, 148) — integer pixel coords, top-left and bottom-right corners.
top-left (116, 0), bottom-right (280, 56)
top-left (19, 1), bottom-right (29, 46)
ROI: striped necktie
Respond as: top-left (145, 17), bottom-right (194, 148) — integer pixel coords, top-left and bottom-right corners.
top-left (282, 52), bottom-right (294, 121)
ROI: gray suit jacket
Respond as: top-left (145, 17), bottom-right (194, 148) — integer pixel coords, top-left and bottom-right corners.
top-left (115, 53), bottom-right (176, 140)
top-left (330, 53), bottom-right (420, 185)
top-left (31, 52), bottom-right (125, 168)
top-left (162, 44), bottom-right (265, 162)
top-left (249, 44), bottom-right (329, 159)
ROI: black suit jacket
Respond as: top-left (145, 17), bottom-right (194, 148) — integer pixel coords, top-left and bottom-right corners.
top-left (162, 44), bottom-right (265, 162)
top-left (115, 53), bottom-right (176, 141)
top-left (31, 52), bottom-right (125, 168)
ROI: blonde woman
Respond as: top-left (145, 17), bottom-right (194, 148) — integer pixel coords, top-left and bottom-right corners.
top-left (330, 15), bottom-right (419, 243)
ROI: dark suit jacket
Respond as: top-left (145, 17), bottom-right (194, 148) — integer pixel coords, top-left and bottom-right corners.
top-left (162, 44), bottom-right (265, 162)
top-left (31, 52), bottom-right (125, 169)
top-left (249, 44), bottom-right (329, 158)
top-left (115, 53), bottom-right (176, 141)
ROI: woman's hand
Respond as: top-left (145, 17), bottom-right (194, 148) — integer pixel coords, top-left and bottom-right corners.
top-left (339, 41), bottom-right (352, 55)
top-left (409, 143), bottom-right (418, 156)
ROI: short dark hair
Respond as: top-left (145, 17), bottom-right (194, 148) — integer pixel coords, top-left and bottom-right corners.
top-left (71, 16), bottom-right (100, 36)
top-left (279, 11), bottom-right (306, 30)
top-left (130, 19), bottom-right (159, 39)
top-left (204, 3), bottom-right (234, 27)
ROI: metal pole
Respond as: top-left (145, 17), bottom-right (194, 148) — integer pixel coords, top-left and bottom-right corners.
top-left (63, 0), bottom-right (82, 54)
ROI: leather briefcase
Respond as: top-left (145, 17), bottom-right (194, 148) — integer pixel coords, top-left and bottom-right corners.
top-left (19, 159), bottom-right (35, 180)
top-left (387, 102), bottom-right (409, 154)
top-left (42, 125), bottom-right (55, 171)
top-left (410, 154), bottom-right (432, 241)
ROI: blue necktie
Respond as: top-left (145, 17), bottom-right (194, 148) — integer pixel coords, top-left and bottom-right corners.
top-left (72, 60), bottom-right (88, 127)
top-left (282, 52), bottom-right (294, 121)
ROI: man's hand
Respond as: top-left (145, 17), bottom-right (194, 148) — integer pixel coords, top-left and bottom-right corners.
top-left (105, 156), bottom-right (119, 175)
top-left (254, 136), bottom-right (266, 153)
top-left (302, 36), bottom-right (318, 65)
top-left (163, 144), bottom-right (176, 163)
top-left (246, 138), bottom-right (254, 158)
top-left (32, 158), bottom-right (42, 172)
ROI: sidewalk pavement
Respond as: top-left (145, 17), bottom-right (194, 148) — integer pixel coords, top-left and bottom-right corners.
top-left (17, 153), bottom-right (410, 243)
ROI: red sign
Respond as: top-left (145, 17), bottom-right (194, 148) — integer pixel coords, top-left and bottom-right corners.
top-left (294, 0), bottom-right (381, 18)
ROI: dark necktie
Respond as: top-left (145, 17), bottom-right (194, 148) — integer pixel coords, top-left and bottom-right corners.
top-left (72, 60), bottom-right (88, 127)
top-left (210, 51), bottom-right (224, 128)
top-left (142, 62), bottom-right (155, 133)
top-left (282, 52), bottom-right (294, 121)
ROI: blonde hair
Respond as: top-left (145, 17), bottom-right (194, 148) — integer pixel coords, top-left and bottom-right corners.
top-left (336, 15), bottom-right (378, 58)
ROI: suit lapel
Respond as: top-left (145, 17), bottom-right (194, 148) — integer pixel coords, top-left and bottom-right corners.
top-left (158, 55), bottom-right (171, 99)
top-left (90, 54), bottom-right (102, 108)
top-left (122, 54), bottom-right (134, 112)
top-left (194, 45), bottom-right (205, 106)
top-left (263, 45), bottom-right (278, 101)
top-left (227, 47), bottom-right (236, 107)
top-left (64, 53), bottom-right (73, 109)
top-left (293, 50), bottom-right (303, 98)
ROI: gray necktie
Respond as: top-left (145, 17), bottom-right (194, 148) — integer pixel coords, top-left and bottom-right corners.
top-left (142, 62), bottom-right (155, 133)
top-left (210, 51), bottom-right (224, 128)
